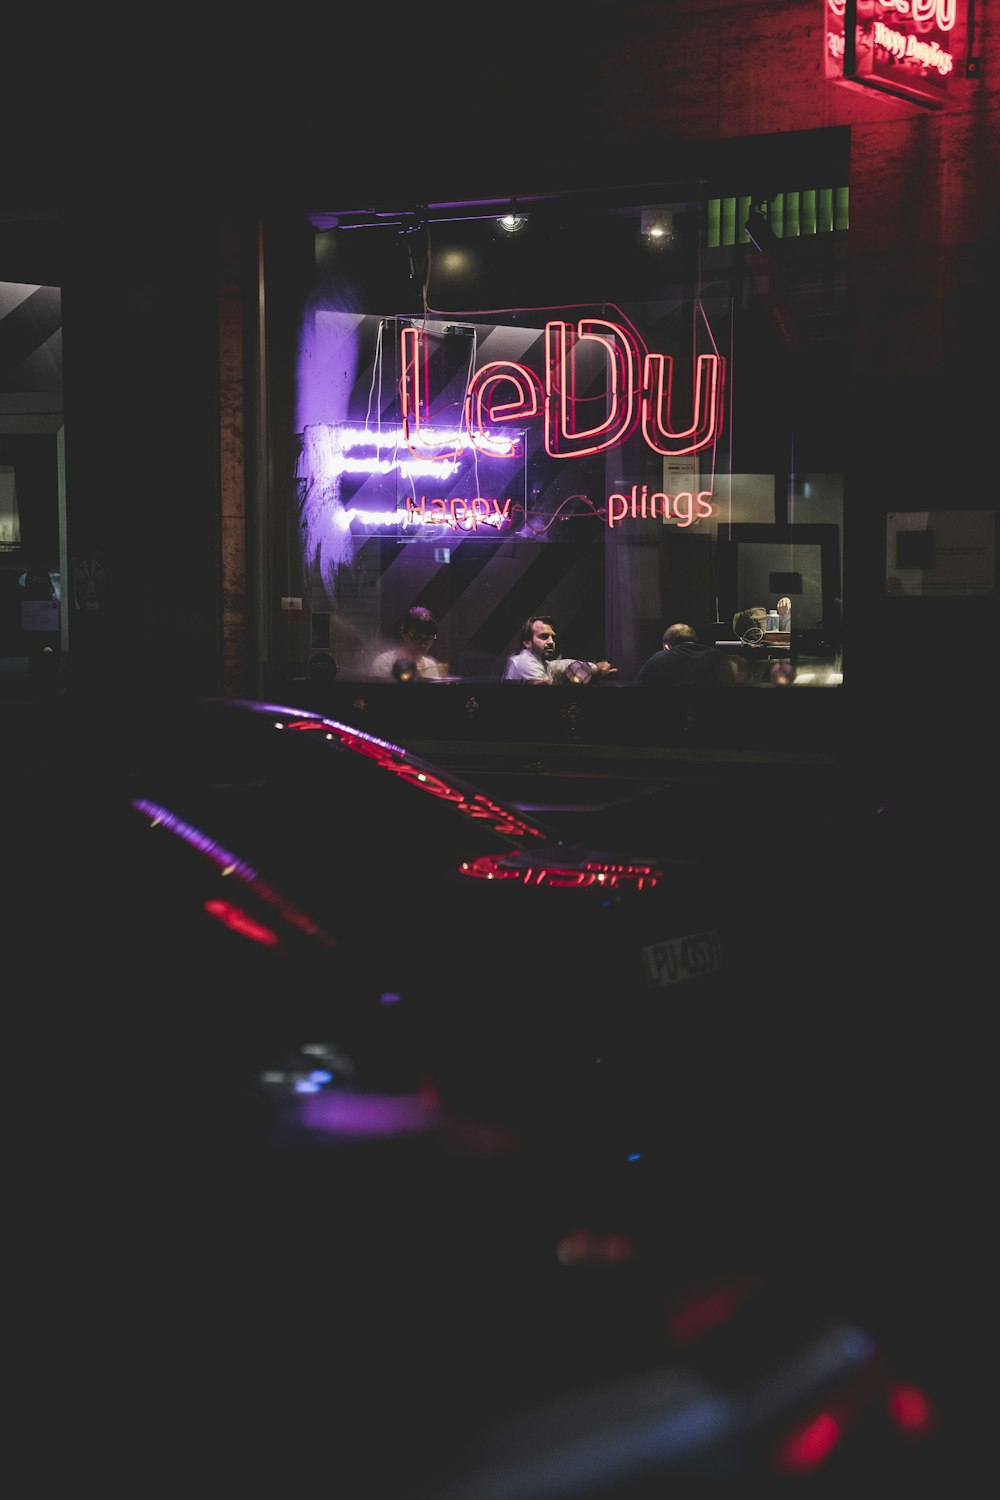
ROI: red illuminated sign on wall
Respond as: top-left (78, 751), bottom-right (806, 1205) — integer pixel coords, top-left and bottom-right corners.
top-left (826, 0), bottom-right (960, 108)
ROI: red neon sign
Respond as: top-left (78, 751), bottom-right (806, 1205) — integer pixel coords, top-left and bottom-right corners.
top-left (400, 318), bottom-right (724, 463)
top-left (826, 0), bottom-right (960, 107)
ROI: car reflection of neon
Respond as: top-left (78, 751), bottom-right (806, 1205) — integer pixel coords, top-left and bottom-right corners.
top-left (282, 714), bottom-right (550, 841)
top-left (460, 854), bottom-right (662, 890)
top-left (279, 713), bottom-right (663, 887)
top-left (203, 897), bottom-right (281, 946)
top-left (131, 797), bottom-right (337, 947)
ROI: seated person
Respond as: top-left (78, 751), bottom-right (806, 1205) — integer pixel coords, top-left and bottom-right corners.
top-left (502, 614), bottom-right (617, 684)
top-left (776, 596), bottom-right (793, 631)
top-left (637, 622), bottom-right (735, 687)
top-left (370, 606), bottom-right (447, 680)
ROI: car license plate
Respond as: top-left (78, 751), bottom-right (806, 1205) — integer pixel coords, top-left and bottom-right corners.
top-left (643, 929), bottom-right (722, 988)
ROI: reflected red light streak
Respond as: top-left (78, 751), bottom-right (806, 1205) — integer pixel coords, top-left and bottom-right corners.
top-left (204, 898), bottom-right (281, 946)
top-left (460, 854), bottom-right (661, 889)
top-left (887, 1381), bottom-right (935, 1435)
top-left (772, 1357), bottom-right (887, 1474)
top-left (773, 1410), bottom-right (843, 1471)
top-left (556, 1228), bottom-right (635, 1265)
top-left (285, 718), bottom-right (550, 841)
top-left (666, 1275), bottom-right (761, 1345)
top-left (132, 796), bottom-right (337, 947)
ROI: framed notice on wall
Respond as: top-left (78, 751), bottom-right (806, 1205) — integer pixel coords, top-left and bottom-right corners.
top-left (886, 511), bottom-right (995, 597)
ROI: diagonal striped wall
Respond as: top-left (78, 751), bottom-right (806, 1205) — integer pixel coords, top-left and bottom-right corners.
top-left (0, 283), bottom-right (63, 392)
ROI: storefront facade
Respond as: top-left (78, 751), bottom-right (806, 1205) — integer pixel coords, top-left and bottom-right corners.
top-left (256, 157), bottom-right (849, 709)
top-left (4, 1), bottom-right (993, 776)
top-left (204, 0), bottom-right (990, 768)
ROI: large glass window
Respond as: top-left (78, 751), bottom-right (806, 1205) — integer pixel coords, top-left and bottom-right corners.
top-left (266, 185), bottom-right (846, 692)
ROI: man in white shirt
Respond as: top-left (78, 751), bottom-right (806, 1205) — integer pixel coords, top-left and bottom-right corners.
top-left (371, 606), bottom-right (447, 680)
top-left (502, 614), bottom-right (617, 684)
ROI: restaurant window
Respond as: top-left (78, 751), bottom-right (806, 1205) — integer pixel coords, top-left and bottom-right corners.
top-left (1, 268), bottom-right (66, 693)
top-left (265, 184), bottom-right (846, 692)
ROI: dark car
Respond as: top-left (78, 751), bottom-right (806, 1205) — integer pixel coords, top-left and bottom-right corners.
top-left (6, 696), bottom-right (955, 1497)
top-left (17, 694), bottom-right (775, 1141)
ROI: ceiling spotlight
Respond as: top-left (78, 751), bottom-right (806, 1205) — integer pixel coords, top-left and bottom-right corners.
top-left (640, 206), bottom-right (675, 246)
top-left (498, 212), bottom-right (527, 234)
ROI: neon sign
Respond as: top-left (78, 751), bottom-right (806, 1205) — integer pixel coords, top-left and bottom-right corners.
top-left (315, 468), bottom-right (715, 535)
top-left (308, 422), bottom-right (521, 480)
top-left (302, 422), bottom-right (521, 534)
top-left (826, 0), bottom-right (961, 107)
top-left (400, 318), bottom-right (725, 462)
top-left (402, 488), bottom-right (715, 532)
top-left (297, 306), bottom-right (727, 553)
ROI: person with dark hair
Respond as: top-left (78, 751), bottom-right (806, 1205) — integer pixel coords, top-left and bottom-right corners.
top-left (371, 606), bottom-right (447, 680)
top-left (502, 614), bottom-right (617, 684)
top-left (636, 622), bottom-right (735, 687)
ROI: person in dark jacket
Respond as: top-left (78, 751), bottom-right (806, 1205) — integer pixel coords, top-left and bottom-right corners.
top-left (636, 622), bottom-right (735, 687)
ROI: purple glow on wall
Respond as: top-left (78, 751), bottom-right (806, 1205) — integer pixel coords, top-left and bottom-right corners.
top-left (297, 306), bottom-right (365, 585)
top-left (297, 306), bottom-right (362, 434)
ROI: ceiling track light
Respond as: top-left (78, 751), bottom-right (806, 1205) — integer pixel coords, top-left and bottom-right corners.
top-left (640, 206), bottom-right (675, 245)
